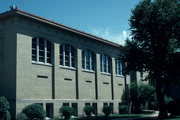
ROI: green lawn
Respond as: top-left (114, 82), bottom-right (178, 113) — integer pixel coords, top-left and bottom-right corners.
top-left (49, 115), bottom-right (180, 120)
top-left (163, 116), bottom-right (180, 120)
top-left (49, 114), bottom-right (145, 120)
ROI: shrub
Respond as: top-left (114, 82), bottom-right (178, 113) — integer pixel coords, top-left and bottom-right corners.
top-left (83, 105), bottom-right (94, 118)
top-left (16, 112), bottom-right (27, 120)
top-left (119, 105), bottom-right (129, 114)
top-left (102, 105), bottom-right (113, 117)
top-left (59, 106), bottom-right (74, 119)
top-left (0, 96), bottom-right (11, 120)
top-left (0, 96), bottom-right (10, 112)
top-left (164, 96), bottom-right (173, 105)
top-left (121, 82), bottom-right (157, 113)
top-left (22, 104), bottom-right (46, 120)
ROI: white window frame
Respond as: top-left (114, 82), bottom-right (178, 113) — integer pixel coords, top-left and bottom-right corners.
top-left (100, 54), bottom-right (111, 74)
top-left (82, 50), bottom-right (95, 71)
top-left (32, 37), bottom-right (51, 65)
top-left (115, 58), bottom-right (123, 76)
top-left (60, 44), bottom-right (75, 68)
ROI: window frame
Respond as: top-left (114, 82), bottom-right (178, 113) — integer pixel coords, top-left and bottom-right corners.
top-left (82, 50), bottom-right (95, 71)
top-left (100, 54), bottom-right (111, 74)
top-left (32, 37), bottom-right (52, 65)
top-left (60, 44), bottom-right (76, 68)
top-left (115, 58), bottom-right (123, 76)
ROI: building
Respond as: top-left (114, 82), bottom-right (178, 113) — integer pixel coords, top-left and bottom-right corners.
top-left (0, 9), bottom-right (144, 118)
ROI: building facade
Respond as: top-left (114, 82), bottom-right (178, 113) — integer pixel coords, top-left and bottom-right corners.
top-left (0, 9), bottom-right (144, 118)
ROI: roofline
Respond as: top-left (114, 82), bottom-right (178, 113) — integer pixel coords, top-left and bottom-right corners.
top-left (0, 9), bottom-right (123, 48)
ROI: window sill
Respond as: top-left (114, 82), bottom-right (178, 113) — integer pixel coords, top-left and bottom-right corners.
top-left (100, 72), bottom-right (111, 76)
top-left (60, 66), bottom-right (76, 71)
top-left (82, 69), bottom-right (95, 73)
top-left (115, 75), bottom-right (124, 78)
top-left (32, 61), bottom-right (52, 67)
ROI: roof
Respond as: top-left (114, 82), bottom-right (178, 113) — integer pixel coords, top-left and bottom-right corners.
top-left (0, 9), bottom-right (123, 48)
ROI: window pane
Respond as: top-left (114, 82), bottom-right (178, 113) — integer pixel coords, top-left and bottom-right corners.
top-left (115, 59), bottom-right (118, 74)
top-left (103, 55), bottom-right (107, 72)
top-left (32, 38), bottom-right (37, 61)
top-left (39, 51), bottom-right (44, 62)
top-left (39, 38), bottom-right (45, 62)
top-left (71, 47), bottom-right (75, 67)
top-left (39, 38), bottom-right (44, 51)
top-left (60, 45), bottom-right (63, 65)
top-left (65, 45), bottom-right (70, 66)
top-left (91, 53), bottom-right (95, 71)
top-left (119, 60), bottom-right (122, 75)
top-left (116, 59), bottom-right (123, 75)
top-left (86, 51), bottom-right (90, 70)
top-left (82, 51), bottom-right (85, 69)
top-left (108, 57), bottom-right (111, 73)
top-left (46, 41), bottom-right (51, 64)
top-left (100, 54), bottom-right (102, 72)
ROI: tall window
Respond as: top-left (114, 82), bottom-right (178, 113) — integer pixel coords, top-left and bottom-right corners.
top-left (60, 44), bottom-right (75, 68)
top-left (32, 37), bottom-right (52, 64)
top-left (100, 54), bottom-right (111, 74)
top-left (82, 50), bottom-right (95, 71)
top-left (115, 58), bottom-right (123, 75)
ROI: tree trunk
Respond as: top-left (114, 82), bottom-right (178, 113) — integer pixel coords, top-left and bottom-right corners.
top-left (156, 79), bottom-right (168, 119)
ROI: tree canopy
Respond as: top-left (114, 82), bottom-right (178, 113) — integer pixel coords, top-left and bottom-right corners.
top-left (124, 0), bottom-right (180, 118)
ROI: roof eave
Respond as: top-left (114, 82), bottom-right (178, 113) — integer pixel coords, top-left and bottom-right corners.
top-left (0, 9), bottom-right (123, 48)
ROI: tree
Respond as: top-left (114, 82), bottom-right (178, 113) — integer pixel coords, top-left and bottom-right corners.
top-left (124, 0), bottom-right (180, 118)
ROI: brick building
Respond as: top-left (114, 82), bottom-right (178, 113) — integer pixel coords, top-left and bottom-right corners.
top-left (0, 9), bottom-right (144, 118)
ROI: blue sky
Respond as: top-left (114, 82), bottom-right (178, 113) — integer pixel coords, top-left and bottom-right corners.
top-left (0, 0), bottom-right (140, 45)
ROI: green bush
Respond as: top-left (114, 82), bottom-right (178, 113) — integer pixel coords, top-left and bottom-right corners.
top-left (0, 96), bottom-right (11, 120)
top-left (102, 105), bottom-right (113, 117)
top-left (119, 105), bottom-right (129, 114)
top-left (16, 112), bottom-right (27, 120)
top-left (83, 105), bottom-right (94, 118)
top-left (59, 106), bottom-right (74, 119)
top-left (22, 104), bottom-right (46, 120)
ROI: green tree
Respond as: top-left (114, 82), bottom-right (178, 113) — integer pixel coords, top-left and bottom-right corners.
top-left (124, 0), bottom-right (180, 118)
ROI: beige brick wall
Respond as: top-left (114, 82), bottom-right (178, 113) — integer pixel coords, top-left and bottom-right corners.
top-left (1, 15), bottom-right (131, 118)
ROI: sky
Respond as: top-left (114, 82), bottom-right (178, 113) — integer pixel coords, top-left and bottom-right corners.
top-left (0, 0), bottom-right (140, 45)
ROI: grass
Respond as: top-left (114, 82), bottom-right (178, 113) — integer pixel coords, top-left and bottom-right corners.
top-left (49, 115), bottom-right (180, 120)
top-left (163, 116), bottom-right (180, 120)
top-left (49, 114), bottom-right (146, 120)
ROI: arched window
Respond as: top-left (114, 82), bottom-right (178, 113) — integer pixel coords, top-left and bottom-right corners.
top-left (100, 54), bottom-right (111, 74)
top-left (32, 37), bottom-right (52, 64)
top-left (115, 58), bottom-right (123, 75)
top-left (82, 50), bottom-right (95, 71)
top-left (60, 44), bottom-right (75, 68)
